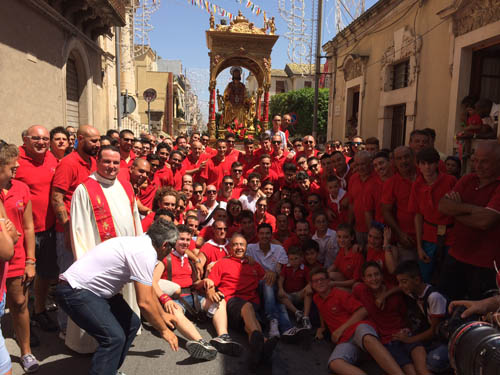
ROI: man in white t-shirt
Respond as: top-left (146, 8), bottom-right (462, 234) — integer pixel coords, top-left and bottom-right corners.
top-left (55, 219), bottom-right (180, 375)
top-left (246, 223), bottom-right (307, 342)
top-left (238, 172), bottom-right (262, 213)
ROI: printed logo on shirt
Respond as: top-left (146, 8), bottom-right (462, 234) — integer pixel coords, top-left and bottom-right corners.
top-left (15, 200), bottom-right (24, 211)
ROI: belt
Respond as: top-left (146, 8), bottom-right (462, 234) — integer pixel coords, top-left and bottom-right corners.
top-left (423, 219), bottom-right (454, 229)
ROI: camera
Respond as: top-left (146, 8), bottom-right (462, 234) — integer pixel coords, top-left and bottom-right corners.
top-left (447, 306), bottom-right (500, 375)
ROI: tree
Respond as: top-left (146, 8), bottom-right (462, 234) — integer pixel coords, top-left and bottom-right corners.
top-left (269, 87), bottom-right (329, 139)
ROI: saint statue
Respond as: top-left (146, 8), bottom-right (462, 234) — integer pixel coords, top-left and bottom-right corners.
top-left (223, 67), bottom-right (248, 126)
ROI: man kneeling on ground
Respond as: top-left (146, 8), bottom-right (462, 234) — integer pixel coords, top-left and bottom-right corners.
top-left (55, 219), bottom-right (180, 375)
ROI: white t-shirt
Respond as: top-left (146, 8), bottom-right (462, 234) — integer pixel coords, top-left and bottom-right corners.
top-left (62, 235), bottom-right (159, 298)
top-left (246, 243), bottom-right (288, 272)
top-left (312, 228), bottom-right (339, 268)
top-left (239, 194), bottom-right (258, 213)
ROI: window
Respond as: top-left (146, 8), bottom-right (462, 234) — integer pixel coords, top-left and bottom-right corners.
top-left (391, 104), bottom-right (407, 149)
top-left (392, 60), bottom-right (409, 90)
top-left (276, 80), bottom-right (286, 93)
top-left (66, 57), bottom-right (80, 127)
top-left (304, 81), bottom-right (312, 88)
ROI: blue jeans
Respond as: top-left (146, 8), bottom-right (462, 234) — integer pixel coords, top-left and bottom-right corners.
top-left (426, 342), bottom-right (449, 373)
top-left (55, 283), bottom-right (141, 375)
top-left (259, 281), bottom-right (293, 332)
top-left (56, 232), bottom-right (75, 332)
top-left (0, 294), bottom-right (11, 374)
top-left (418, 241), bottom-right (448, 283)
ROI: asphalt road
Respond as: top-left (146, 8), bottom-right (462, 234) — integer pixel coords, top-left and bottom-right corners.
top-left (3, 310), bottom-right (336, 375)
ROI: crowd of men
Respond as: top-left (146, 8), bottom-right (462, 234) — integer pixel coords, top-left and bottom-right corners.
top-left (0, 116), bottom-right (498, 375)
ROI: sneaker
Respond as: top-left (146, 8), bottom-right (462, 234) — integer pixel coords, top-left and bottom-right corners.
top-left (248, 330), bottom-right (264, 372)
top-left (32, 311), bottom-right (58, 332)
top-left (301, 316), bottom-right (312, 330)
top-left (294, 310), bottom-right (304, 322)
top-left (268, 318), bottom-right (280, 338)
top-left (281, 326), bottom-right (308, 344)
top-left (186, 339), bottom-right (218, 361)
top-left (210, 334), bottom-right (243, 356)
top-left (20, 353), bottom-right (39, 373)
top-left (262, 336), bottom-right (279, 362)
top-left (58, 331), bottom-right (66, 341)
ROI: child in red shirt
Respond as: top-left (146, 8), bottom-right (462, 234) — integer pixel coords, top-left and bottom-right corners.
top-left (325, 175), bottom-right (348, 229)
top-left (327, 224), bottom-right (364, 290)
top-left (365, 224), bottom-right (397, 284)
top-left (278, 246), bottom-right (308, 324)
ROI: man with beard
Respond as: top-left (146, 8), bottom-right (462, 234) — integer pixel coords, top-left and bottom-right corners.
top-left (118, 129), bottom-right (136, 169)
top-left (67, 145), bottom-right (143, 353)
top-left (51, 125), bottom-right (100, 332)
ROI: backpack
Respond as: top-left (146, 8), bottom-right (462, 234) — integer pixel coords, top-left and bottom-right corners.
top-left (405, 286), bottom-right (450, 335)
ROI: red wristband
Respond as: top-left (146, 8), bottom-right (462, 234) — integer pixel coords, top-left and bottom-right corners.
top-left (26, 257), bottom-right (36, 262)
top-left (159, 294), bottom-right (171, 304)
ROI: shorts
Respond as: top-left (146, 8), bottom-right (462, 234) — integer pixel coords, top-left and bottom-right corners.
top-left (397, 244), bottom-right (418, 263)
top-left (55, 231), bottom-right (74, 274)
top-left (173, 294), bottom-right (206, 316)
top-left (226, 297), bottom-right (260, 329)
top-left (385, 340), bottom-right (422, 367)
top-left (35, 227), bottom-right (59, 279)
top-left (328, 323), bottom-right (378, 366)
top-left (0, 294), bottom-right (12, 373)
top-left (419, 241), bottom-right (449, 283)
top-left (158, 279), bottom-right (181, 296)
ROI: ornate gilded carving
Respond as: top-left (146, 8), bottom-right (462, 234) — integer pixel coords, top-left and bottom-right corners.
top-left (211, 10), bottom-right (270, 35)
top-left (209, 12), bottom-right (215, 30)
top-left (452, 0), bottom-right (500, 36)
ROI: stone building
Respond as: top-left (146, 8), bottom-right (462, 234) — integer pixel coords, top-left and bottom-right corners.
top-left (0, 0), bottom-right (130, 143)
top-left (323, 0), bottom-right (500, 154)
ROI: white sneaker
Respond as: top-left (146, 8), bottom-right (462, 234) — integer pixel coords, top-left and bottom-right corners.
top-left (269, 318), bottom-right (280, 338)
top-left (295, 310), bottom-right (304, 322)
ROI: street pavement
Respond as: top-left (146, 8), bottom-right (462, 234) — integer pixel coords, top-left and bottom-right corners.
top-left (3, 309), bottom-right (336, 375)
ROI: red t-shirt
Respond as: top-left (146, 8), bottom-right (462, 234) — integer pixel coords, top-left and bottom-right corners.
top-left (448, 174), bottom-right (500, 268)
top-left (280, 263), bottom-right (308, 293)
top-left (255, 212), bottom-right (276, 232)
top-left (15, 148), bottom-right (58, 232)
top-left (352, 283), bottom-right (406, 344)
top-left (2, 180), bottom-right (30, 278)
top-left (198, 226), bottom-right (214, 242)
top-left (313, 287), bottom-right (374, 343)
top-left (138, 179), bottom-right (158, 209)
top-left (366, 247), bottom-right (396, 284)
top-left (200, 156), bottom-right (232, 189)
top-left (162, 252), bottom-right (193, 289)
top-left (349, 172), bottom-right (376, 233)
top-left (246, 167), bottom-right (280, 187)
top-left (283, 234), bottom-right (302, 252)
top-left (270, 151), bottom-right (290, 176)
top-left (157, 166), bottom-right (182, 190)
top-left (51, 152), bottom-right (96, 232)
top-left (182, 154), bottom-right (209, 183)
top-left (237, 152), bottom-right (258, 175)
top-left (381, 172), bottom-right (416, 235)
top-left (141, 211), bottom-right (155, 232)
top-left (334, 247), bottom-right (364, 281)
top-left (408, 173), bottom-right (456, 244)
top-left (363, 175), bottom-right (385, 224)
top-left (120, 150), bottom-right (136, 169)
top-left (200, 240), bottom-right (229, 265)
top-left (208, 256), bottom-right (265, 304)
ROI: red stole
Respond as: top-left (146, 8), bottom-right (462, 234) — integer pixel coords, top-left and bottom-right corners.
top-left (82, 176), bottom-right (135, 242)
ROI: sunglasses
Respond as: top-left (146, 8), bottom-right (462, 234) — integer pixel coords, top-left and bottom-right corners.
top-left (207, 190), bottom-right (217, 194)
top-left (309, 164), bottom-right (319, 168)
top-left (232, 169), bottom-right (243, 173)
top-left (223, 182), bottom-right (234, 186)
top-left (272, 141), bottom-right (282, 144)
top-left (304, 140), bottom-right (314, 144)
top-left (194, 191), bottom-right (203, 195)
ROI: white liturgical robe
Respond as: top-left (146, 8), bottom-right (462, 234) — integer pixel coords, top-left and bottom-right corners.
top-left (66, 172), bottom-right (143, 353)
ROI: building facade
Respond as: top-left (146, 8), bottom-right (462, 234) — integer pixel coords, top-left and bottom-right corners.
top-left (324, 0), bottom-right (500, 154)
top-left (0, 0), bottom-right (129, 143)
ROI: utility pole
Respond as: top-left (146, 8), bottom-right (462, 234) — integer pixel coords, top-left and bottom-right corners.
top-left (312, 0), bottom-right (324, 139)
top-left (115, 26), bottom-right (122, 131)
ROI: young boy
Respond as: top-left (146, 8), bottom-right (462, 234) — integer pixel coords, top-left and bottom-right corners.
top-left (394, 261), bottom-right (450, 373)
top-left (353, 262), bottom-right (429, 375)
top-left (278, 246), bottom-right (309, 325)
top-left (325, 175), bottom-right (347, 229)
top-left (311, 268), bottom-right (405, 375)
top-left (301, 239), bottom-right (326, 330)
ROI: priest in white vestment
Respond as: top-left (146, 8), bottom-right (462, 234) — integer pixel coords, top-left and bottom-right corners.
top-left (66, 146), bottom-right (144, 353)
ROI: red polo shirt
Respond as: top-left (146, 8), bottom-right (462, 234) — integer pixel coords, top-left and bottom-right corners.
top-left (255, 212), bottom-right (276, 232)
top-left (182, 154), bottom-right (209, 183)
top-left (348, 172), bottom-right (376, 233)
top-left (334, 247), bottom-right (364, 281)
top-left (208, 256), bottom-right (265, 304)
top-left (157, 166), bottom-right (182, 189)
top-left (280, 263), bottom-right (308, 293)
top-left (137, 178), bottom-right (157, 209)
top-left (313, 287), bottom-right (374, 344)
top-left (15, 148), bottom-right (58, 232)
top-left (237, 152), bottom-right (258, 175)
top-left (1, 180), bottom-right (30, 278)
top-left (408, 173), bottom-right (456, 245)
top-left (119, 150), bottom-right (136, 169)
top-left (141, 211), bottom-right (155, 232)
top-left (200, 156), bottom-right (232, 189)
top-left (200, 240), bottom-right (229, 265)
top-left (52, 151), bottom-right (96, 232)
top-left (270, 150), bottom-right (289, 177)
top-left (352, 283), bottom-right (406, 344)
top-left (448, 174), bottom-right (500, 268)
top-left (381, 172), bottom-right (416, 235)
top-left (363, 175), bottom-right (385, 224)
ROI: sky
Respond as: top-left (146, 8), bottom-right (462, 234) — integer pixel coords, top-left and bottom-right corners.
top-left (147, 0), bottom-right (377, 125)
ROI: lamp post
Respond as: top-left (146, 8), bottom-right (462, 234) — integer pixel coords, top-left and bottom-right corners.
top-left (143, 88), bottom-right (157, 134)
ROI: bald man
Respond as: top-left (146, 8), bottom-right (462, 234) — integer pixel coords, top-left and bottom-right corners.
top-left (51, 125), bottom-right (100, 334)
top-left (438, 140), bottom-right (500, 300)
top-left (15, 125), bottom-right (60, 334)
